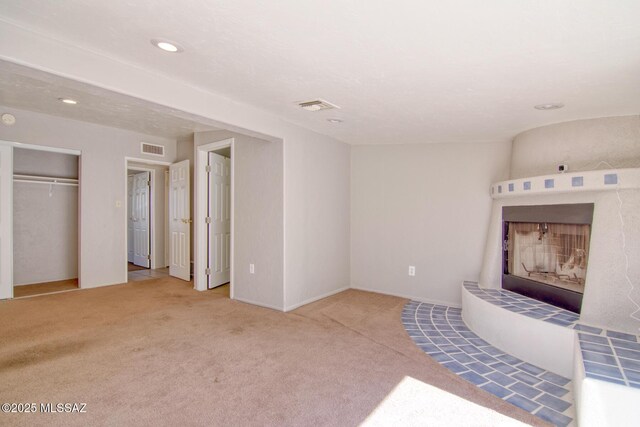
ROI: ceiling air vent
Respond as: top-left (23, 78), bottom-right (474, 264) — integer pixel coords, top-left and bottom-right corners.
top-left (298, 99), bottom-right (340, 112)
top-left (141, 142), bottom-right (165, 157)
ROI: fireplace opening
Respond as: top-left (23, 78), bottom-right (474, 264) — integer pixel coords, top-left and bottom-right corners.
top-left (502, 204), bottom-right (594, 313)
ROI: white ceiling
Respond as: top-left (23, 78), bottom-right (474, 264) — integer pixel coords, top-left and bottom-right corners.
top-left (0, 61), bottom-right (219, 139)
top-left (1, 0), bottom-right (639, 145)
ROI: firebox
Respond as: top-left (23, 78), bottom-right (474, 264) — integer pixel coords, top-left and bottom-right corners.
top-left (502, 204), bottom-right (594, 313)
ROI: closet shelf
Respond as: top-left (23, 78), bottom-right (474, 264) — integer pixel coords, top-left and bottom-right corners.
top-left (13, 174), bottom-right (79, 186)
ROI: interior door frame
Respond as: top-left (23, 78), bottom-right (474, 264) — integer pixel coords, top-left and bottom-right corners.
top-left (0, 139), bottom-right (82, 297)
top-left (123, 157), bottom-right (170, 281)
top-left (195, 138), bottom-right (234, 296)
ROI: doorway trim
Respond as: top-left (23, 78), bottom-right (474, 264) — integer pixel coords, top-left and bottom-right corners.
top-left (0, 139), bottom-right (82, 298)
top-left (123, 157), bottom-right (171, 282)
top-left (195, 138), bottom-right (235, 296)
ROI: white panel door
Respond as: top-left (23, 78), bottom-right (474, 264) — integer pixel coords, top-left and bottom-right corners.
top-left (132, 171), bottom-right (150, 268)
top-left (0, 145), bottom-right (12, 299)
top-left (127, 175), bottom-right (134, 263)
top-left (169, 160), bottom-right (190, 281)
top-left (208, 152), bottom-right (231, 288)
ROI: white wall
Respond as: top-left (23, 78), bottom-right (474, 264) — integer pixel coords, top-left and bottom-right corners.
top-left (0, 22), bottom-right (351, 309)
top-left (13, 148), bottom-right (78, 285)
top-left (511, 115), bottom-right (640, 179)
top-left (128, 162), bottom-right (169, 268)
top-left (284, 131), bottom-right (351, 310)
top-left (194, 130), bottom-right (284, 310)
top-left (0, 106), bottom-right (176, 288)
top-left (351, 141), bottom-right (511, 306)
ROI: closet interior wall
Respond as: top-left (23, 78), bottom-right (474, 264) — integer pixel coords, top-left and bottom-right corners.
top-left (13, 148), bottom-right (79, 286)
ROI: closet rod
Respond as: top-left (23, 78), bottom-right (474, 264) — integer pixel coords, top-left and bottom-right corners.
top-left (13, 174), bottom-right (78, 183)
top-left (13, 178), bottom-right (79, 187)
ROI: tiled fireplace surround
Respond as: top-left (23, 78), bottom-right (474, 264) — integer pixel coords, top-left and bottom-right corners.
top-left (480, 168), bottom-right (640, 425)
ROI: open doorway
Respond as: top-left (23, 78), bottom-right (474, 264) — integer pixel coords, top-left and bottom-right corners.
top-left (195, 139), bottom-right (233, 298)
top-left (12, 147), bottom-right (80, 298)
top-left (125, 160), bottom-right (170, 283)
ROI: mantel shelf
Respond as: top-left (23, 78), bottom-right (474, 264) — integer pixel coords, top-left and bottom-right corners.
top-left (491, 168), bottom-right (640, 199)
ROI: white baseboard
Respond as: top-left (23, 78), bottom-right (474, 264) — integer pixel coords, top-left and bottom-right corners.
top-left (284, 286), bottom-right (350, 312)
top-left (232, 296), bottom-right (284, 312)
top-left (349, 286), bottom-right (461, 308)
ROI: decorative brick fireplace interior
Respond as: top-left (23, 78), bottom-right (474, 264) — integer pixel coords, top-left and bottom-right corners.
top-left (502, 203), bottom-right (594, 313)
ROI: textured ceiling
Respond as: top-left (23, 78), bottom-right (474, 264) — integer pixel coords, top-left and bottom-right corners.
top-left (0, 0), bottom-right (639, 144)
top-left (0, 61), bottom-right (218, 139)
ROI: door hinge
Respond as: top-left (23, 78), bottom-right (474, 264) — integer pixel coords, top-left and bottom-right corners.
top-left (205, 165), bottom-right (212, 173)
top-left (205, 268), bottom-right (211, 275)
top-left (147, 254), bottom-right (151, 260)
top-left (147, 180), bottom-right (150, 186)
top-left (205, 216), bottom-right (212, 224)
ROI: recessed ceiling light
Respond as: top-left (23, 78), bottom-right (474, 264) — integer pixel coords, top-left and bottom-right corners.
top-left (327, 118), bottom-right (343, 123)
top-left (58, 98), bottom-right (77, 105)
top-left (534, 103), bottom-right (564, 110)
top-left (151, 39), bottom-right (184, 53)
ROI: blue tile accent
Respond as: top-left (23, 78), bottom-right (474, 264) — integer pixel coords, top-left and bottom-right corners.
top-left (607, 330), bottom-right (637, 342)
top-left (536, 381), bottom-right (569, 398)
top-left (536, 393), bottom-right (571, 413)
top-left (623, 369), bottom-right (640, 383)
top-left (619, 357), bottom-right (640, 371)
top-left (402, 298), bottom-right (575, 425)
top-left (629, 382), bottom-right (640, 389)
top-left (460, 371), bottom-right (489, 386)
top-left (544, 178), bottom-right (554, 188)
top-left (506, 394), bottom-right (541, 413)
top-left (450, 352), bottom-right (475, 364)
top-left (518, 362), bottom-right (545, 376)
top-left (508, 183), bottom-right (514, 192)
top-left (481, 382), bottom-right (512, 399)
top-left (509, 381), bottom-right (542, 399)
top-left (574, 323), bottom-right (603, 334)
top-left (486, 371), bottom-right (517, 387)
top-left (572, 176), bottom-right (584, 187)
top-left (579, 333), bottom-right (609, 345)
top-left (535, 407), bottom-right (572, 427)
top-left (616, 348), bottom-right (640, 361)
top-left (611, 338), bottom-right (640, 351)
top-left (604, 173), bottom-right (618, 185)
top-left (473, 353), bottom-right (498, 365)
top-left (539, 371), bottom-right (570, 387)
top-left (583, 361), bottom-right (624, 379)
top-left (467, 361), bottom-right (493, 375)
top-left (441, 361), bottom-right (469, 374)
top-left (585, 372), bottom-right (626, 385)
top-left (523, 181), bottom-right (531, 190)
top-left (582, 350), bottom-right (618, 365)
top-left (512, 371), bottom-right (543, 386)
top-left (580, 341), bottom-right (614, 354)
top-left (491, 361), bottom-right (519, 375)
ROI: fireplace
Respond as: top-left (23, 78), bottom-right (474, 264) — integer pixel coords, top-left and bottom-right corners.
top-left (502, 204), bottom-right (594, 313)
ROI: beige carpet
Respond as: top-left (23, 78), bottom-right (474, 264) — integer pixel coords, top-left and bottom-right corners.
top-left (0, 278), bottom-right (547, 426)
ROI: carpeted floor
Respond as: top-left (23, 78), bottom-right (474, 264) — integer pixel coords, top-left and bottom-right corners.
top-left (0, 277), bottom-right (547, 426)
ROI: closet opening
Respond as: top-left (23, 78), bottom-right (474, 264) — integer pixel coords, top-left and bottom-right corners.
top-left (12, 147), bottom-right (80, 298)
top-left (126, 160), bottom-right (170, 283)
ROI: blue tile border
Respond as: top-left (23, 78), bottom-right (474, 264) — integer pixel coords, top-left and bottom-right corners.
top-left (402, 301), bottom-right (574, 425)
top-left (464, 282), bottom-right (640, 388)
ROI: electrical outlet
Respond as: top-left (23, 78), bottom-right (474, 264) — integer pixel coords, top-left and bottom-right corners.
top-left (249, 263), bottom-right (255, 274)
top-left (408, 266), bottom-right (416, 276)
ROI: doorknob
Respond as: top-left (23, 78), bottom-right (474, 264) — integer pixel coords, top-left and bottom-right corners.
top-left (182, 218), bottom-right (192, 224)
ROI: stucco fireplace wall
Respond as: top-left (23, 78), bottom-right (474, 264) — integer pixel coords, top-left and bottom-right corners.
top-left (511, 115), bottom-right (640, 178)
top-left (479, 116), bottom-right (640, 335)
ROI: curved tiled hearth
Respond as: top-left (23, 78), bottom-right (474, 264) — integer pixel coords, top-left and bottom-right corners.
top-left (404, 283), bottom-right (640, 426)
top-left (402, 301), bottom-right (574, 426)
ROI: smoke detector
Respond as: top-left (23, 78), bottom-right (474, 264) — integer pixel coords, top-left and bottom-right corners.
top-left (298, 99), bottom-right (340, 112)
